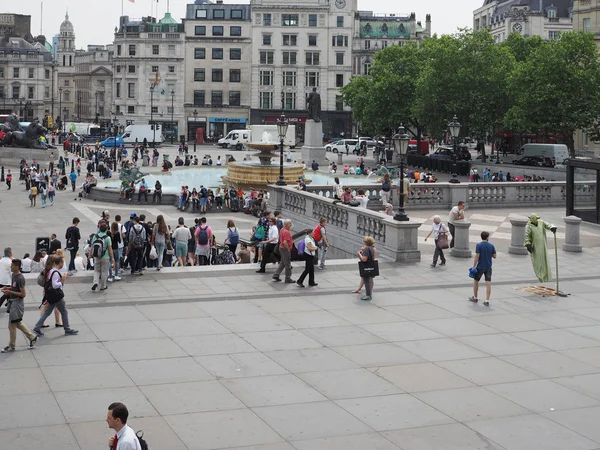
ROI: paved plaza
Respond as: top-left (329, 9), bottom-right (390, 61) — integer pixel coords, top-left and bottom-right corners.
top-left (2, 150), bottom-right (600, 449)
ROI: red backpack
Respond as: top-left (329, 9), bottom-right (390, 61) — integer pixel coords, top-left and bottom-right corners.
top-left (314, 225), bottom-right (323, 242)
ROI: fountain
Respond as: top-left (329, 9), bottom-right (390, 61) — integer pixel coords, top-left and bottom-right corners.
top-left (221, 131), bottom-right (306, 189)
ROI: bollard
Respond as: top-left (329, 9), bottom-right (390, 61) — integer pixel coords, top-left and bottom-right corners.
top-left (450, 220), bottom-right (472, 258)
top-left (337, 152), bottom-right (343, 164)
top-left (0, 166), bottom-right (4, 182)
top-left (508, 217), bottom-right (529, 255)
top-left (563, 216), bottom-right (583, 253)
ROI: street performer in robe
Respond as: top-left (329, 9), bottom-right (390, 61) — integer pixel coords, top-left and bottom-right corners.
top-left (524, 213), bottom-right (557, 283)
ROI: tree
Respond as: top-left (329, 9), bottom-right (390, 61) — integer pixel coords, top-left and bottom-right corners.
top-left (505, 32), bottom-right (600, 154)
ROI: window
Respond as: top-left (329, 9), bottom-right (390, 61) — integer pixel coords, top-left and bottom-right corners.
top-left (333, 35), bottom-right (348, 47)
top-left (168, 66), bottom-right (175, 73)
top-left (584, 18), bottom-right (591, 31)
top-left (28, 68), bottom-right (34, 79)
top-left (152, 44), bottom-right (159, 55)
top-left (230, 48), bottom-right (241, 60)
top-left (548, 9), bottom-right (556, 19)
top-left (212, 69), bottom-right (223, 82)
top-left (117, 44), bottom-right (121, 56)
top-left (231, 9), bottom-right (243, 19)
top-left (195, 26), bottom-right (206, 36)
top-left (336, 52), bottom-right (344, 65)
top-left (152, 106), bottom-right (158, 114)
top-left (64, 80), bottom-right (69, 87)
top-left (196, 9), bottom-right (207, 19)
top-left (337, 16), bottom-right (344, 27)
top-left (128, 82), bottom-right (135, 98)
top-left (12, 86), bottom-right (19, 99)
top-left (260, 70), bottom-right (273, 86)
top-left (382, 40), bottom-right (388, 48)
top-left (167, 106), bottom-right (174, 114)
top-left (128, 65), bottom-right (136, 74)
top-left (116, 82), bottom-right (121, 98)
top-left (230, 69), bottom-right (241, 82)
top-left (263, 35), bottom-right (272, 45)
top-left (283, 71), bottom-right (297, 87)
top-left (549, 30), bottom-right (561, 40)
top-left (212, 48), bottom-right (223, 59)
top-left (152, 65), bottom-right (159, 73)
top-left (127, 106), bottom-right (135, 114)
top-left (308, 35), bottom-right (317, 46)
top-left (45, 69), bottom-right (50, 79)
top-left (284, 92), bottom-right (296, 110)
top-left (230, 26), bottom-right (242, 36)
top-left (194, 68), bottom-right (205, 81)
top-left (64, 92), bottom-right (70, 102)
top-left (168, 44), bottom-right (176, 56)
top-left (336, 74), bottom-right (344, 88)
top-left (336, 95), bottom-right (344, 112)
top-left (260, 91), bottom-right (273, 109)
top-left (211, 90), bottom-right (223, 106)
top-left (283, 51), bottom-right (297, 65)
top-left (0, 68), bottom-right (4, 78)
top-left (363, 61), bottom-right (371, 75)
top-left (28, 86), bottom-right (34, 99)
top-left (213, 26), bottom-right (224, 36)
top-left (263, 13), bottom-right (271, 26)
top-left (305, 52), bottom-right (320, 65)
top-left (45, 86), bottom-right (50, 98)
top-left (213, 9), bottom-right (225, 19)
top-left (0, 87), bottom-right (4, 99)
top-left (13, 68), bottom-right (19, 78)
top-left (283, 34), bottom-right (297, 46)
top-left (194, 48), bottom-right (206, 59)
top-left (309, 14), bottom-right (317, 27)
top-left (260, 51), bottom-right (274, 64)
top-left (305, 71), bottom-right (320, 87)
top-left (116, 65), bottom-right (121, 73)
top-left (229, 91), bottom-right (241, 106)
top-left (282, 14), bottom-right (299, 26)
top-left (194, 90), bottom-right (205, 106)
top-left (365, 40), bottom-right (370, 49)
top-left (128, 44), bottom-right (136, 56)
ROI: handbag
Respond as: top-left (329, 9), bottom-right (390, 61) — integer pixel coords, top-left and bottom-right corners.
top-left (149, 245), bottom-right (158, 260)
top-left (437, 233), bottom-right (449, 249)
top-left (358, 247), bottom-right (379, 277)
top-left (44, 271), bottom-right (64, 305)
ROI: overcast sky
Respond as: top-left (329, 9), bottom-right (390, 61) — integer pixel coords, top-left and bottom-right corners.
top-left (10, 0), bottom-right (482, 49)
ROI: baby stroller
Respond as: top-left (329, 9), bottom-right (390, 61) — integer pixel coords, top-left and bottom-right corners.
top-left (57, 175), bottom-right (68, 191)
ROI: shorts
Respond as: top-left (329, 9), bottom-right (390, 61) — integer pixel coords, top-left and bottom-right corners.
top-left (175, 242), bottom-right (188, 258)
top-left (474, 268), bottom-right (492, 282)
top-left (200, 197), bottom-right (207, 206)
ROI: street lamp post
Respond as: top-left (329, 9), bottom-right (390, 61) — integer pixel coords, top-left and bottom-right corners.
top-left (392, 124), bottom-right (410, 222)
top-left (77, 91), bottom-right (82, 121)
top-left (150, 86), bottom-right (155, 148)
top-left (111, 111), bottom-right (118, 171)
top-left (170, 89), bottom-right (175, 145)
top-left (58, 87), bottom-right (63, 131)
top-left (95, 92), bottom-right (98, 121)
top-left (448, 115), bottom-right (461, 176)
top-left (276, 113), bottom-right (289, 186)
top-left (193, 109), bottom-right (198, 152)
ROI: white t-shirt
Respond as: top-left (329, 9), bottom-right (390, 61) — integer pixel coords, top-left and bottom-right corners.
top-left (448, 206), bottom-right (462, 224)
top-left (431, 222), bottom-right (449, 239)
top-left (304, 236), bottom-right (316, 256)
top-left (267, 225), bottom-right (279, 243)
top-left (21, 258), bottom-right (32, 273)
top-left (0, 257), bottom-right (12, 285)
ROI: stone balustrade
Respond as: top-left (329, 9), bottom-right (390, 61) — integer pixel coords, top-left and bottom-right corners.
top-left (305, 181), bottom-right (596, 211)
top-left (271, 185), bottom-right (421, 263)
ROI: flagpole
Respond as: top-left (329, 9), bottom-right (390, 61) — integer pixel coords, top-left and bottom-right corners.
top-left (121, 0), bottom-right (123, 17)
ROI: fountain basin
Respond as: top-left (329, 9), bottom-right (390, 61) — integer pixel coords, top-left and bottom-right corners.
top-left (222, 161), bottom-right (306, 190)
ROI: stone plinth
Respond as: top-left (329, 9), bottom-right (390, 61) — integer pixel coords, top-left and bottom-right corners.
top-left (450, 220), bottom-right (472, 258)
top-left (563, 215), bottom-right (583, 252)
top-left (508, 217), bottom-right (529, 255)
top-left (301, 120), bottom-right (327, 167)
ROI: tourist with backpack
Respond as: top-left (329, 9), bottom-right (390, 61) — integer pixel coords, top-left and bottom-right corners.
top-left (128, 217), bottom-right (146, 276)
top-left (224, 220), bottom-right (240, 261)
top-left (199, 185), bottom-right (208, 213)
top-left (314, 217), bottom-right (329, 270)
top-left (106, 402), bottom-right (146, 450)
top-left (272, 219), bottom-right (295, 283)
top-left (380, 174), bottom-right (392, 205)
top-left (88, 222), bottom-right (115, 291)
top-left (297, 229), bottom-right (318, 288)
top-left (257, 217), bottom-right (280, 273)
top-left (195, 217), bottom-right (212, 266)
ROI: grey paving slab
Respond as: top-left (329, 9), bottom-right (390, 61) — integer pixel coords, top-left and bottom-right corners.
top-left (253, 401), bottom-right (372, 441)
top-left (87, 320), bottom-right (166, 341)
top-left (40, 323), bottom-right (101, 345)
top-left (333, 343), bottom-right (426, 367)
top-left (273, 310), bottom-right (352, 329)
top-left (140, 380), bottom-right (245, 415)
top-left (300, 325), bottom-right (384, 347)
top-left (0, 367), bottom-right (50, 396)
top-left (383, 423), bottom-right (507, 450)
top-left (561, 347), bottom-right (600, 369)
top-left (523, 311), bottom-right (600, 328)
top-left (0, 349), bottom-right (39, 369)
top-left (265, 348), bottom-right (358, 373)
top-left (329, 306), bottom-right (405, 325)
top-left (398, 338), bottom-right (489, 362)
top-left (543, 406), bottom-right (600, 444)
top-left (547, 373), bottom-right (600, 402)
top-left (306, 294), bottom-right (367, 310)
top-left (76, 305), bottom-right (148, 323)
top-left (175, 333), bottom-right (257, 356)
top-left (239, 330), bottom-right (323, 352)
top-left (120, 357), bottom-right (214, 385)
top-left (504, 329), bottom-right (600, 351)
top-left (197, 299), bottom-right (267, 316)
top-left (103, 337), bottom-right (188, 361)
top-left (32, 342), bottom-right (115, 367)
top-left (471, 313), bottom-right (553, 333)
top-left (457, 333), bottom-right (548, 356)
top-left (41, 362), bottom-right (134, 392)
top-left (291, 433), bottom-right (401, 450)
top-left (227, 444), bottom-right (295, 450)
top-left (136, 302), bottom-right (209, 320)
top-left (0, 392), bottom-right (65, 430)
top-left (467, 414), bottom-right (599, 450)
top-left (222, 374), bottom-right (326, 407)
top-left (383, 303), bottom-right (461, 321)
top-left (152, 317), bottom-right (231, 336)
top-left (215, 313), bottom-right (293, 333)
top-left (368, 291), bottom-right (425, 306)
top-left (500, 351), bottom-right (600, 378)
top-left (297, 368), bottom-right (402, 400)
top-left (0, 424), bottom-right (81, 450)
top-left (374, 362), bottom-right (474, 393)
top-left (567, 325), bottom-right (600, 343)
top-left (486, 379), bottom-right (599, 413)
top-left (251, 298), bottom-right (323, 314)
top-left (438, 357), bottom-right (540, 386)
top-left (336, 394), bottom-right (454, 431)
top-left (165, 409), bottom-right (285, 450)
top-left (196, 353), bottom-right (289, 379)
top-left (361, 322), bottom-right (444, 342)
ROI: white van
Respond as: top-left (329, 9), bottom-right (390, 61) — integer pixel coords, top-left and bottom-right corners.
top-left (218, 129), bottom-right (252, 150)
top-left (519, 143), bottom-right (569, 165)
top-left (122, 124), bottom-right (163, 146)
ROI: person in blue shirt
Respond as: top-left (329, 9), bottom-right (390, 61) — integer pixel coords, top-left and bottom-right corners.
top-left (469, 231), bottom-right (496, 306)
top-left (69, 170), bottom-right (77, 192)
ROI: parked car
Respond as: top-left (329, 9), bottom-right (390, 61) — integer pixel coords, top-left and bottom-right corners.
top-left (100, 135), bottom-right (124, 148)
top-left (429, 146), bottom-right (472, 161)
top-left (325, 139), bottom-right (357, 153)
top-left (358, 136), bottom-right (385, 149)
top-left (512, 156), bottom-right (555, 167)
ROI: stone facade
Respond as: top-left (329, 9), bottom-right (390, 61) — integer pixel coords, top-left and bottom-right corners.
top-left (73, 45), bottom-right (114, 123)
top-left (56, 12), bottom-right (77, 124)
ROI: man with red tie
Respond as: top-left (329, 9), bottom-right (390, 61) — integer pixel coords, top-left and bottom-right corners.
top-left (106, 403), bottom-right (141, 450)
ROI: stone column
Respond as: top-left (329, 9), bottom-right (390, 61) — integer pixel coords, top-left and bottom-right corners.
top-left (508, 217), bottom-right (529, 255)
top-left (337, 152), bottom-right (343, 165)
top-left (450, 220), bottom-right (472, 258)
top-left (563, 215), bottom-right (583, 253)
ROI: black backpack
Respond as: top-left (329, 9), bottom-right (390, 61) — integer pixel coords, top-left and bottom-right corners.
top-left (382, 180), bottom-right (391, 192)
top-left (131, 227), bottom-right (145, 249)
top-left (197, 226), bottom-right (209, 245)
top-left (136, 430), bottom-right (149, 450)
top-left (91, 234), bottom-right (106, 258)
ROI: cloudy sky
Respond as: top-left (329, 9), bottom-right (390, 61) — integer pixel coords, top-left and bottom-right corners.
top-left (12, 0), bottom-right (482, 48)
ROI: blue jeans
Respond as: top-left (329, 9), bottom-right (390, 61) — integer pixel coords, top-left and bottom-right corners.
top-left (110, 248), bottom-right (122, 277)
top-left (155, 243), bottom-right (165, 268)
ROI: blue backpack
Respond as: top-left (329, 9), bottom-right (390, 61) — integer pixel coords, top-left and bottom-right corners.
top-left (229, 228), bottom-right (239, 245)
top-left (297, 239), bottom-right (305, 255)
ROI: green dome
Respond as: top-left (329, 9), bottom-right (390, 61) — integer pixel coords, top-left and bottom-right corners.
top-left (159, 12), bottom-right (178, 25)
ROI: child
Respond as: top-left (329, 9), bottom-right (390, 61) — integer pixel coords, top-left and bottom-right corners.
top-left (6, 170), bottom-right (12, 190)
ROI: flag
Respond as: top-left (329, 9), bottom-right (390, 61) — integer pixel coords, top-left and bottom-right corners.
top-left (153, 71), bottom-right (159, 87)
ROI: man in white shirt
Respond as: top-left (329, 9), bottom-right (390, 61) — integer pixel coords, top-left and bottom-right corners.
top-left (0, 248), bottom-right (13, 307)
top-left (257, 217), bottom-right (280, 273)
top-left (448, 201), bottom-right (465, 249)
top-left (106, 402), bottom-right (142, 450)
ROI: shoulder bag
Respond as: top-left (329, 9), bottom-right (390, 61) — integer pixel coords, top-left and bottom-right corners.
top-left (358, 247), bottom-right (379, 278)
top-left (44, 271), bottom-right (65, 305)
